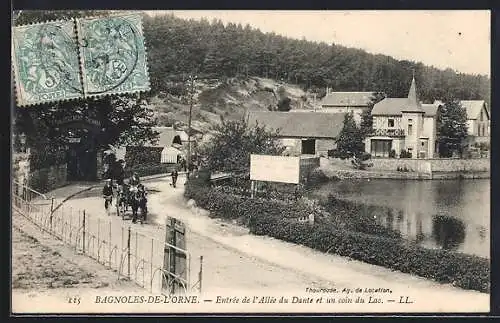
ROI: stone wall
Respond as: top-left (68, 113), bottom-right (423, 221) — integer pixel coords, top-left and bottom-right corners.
top-left (28, 164), bottom-right (68, 194)
top-left (321, 157), bottom-right (490, 180)
top-left (370, 158), bottom-right (490, 173)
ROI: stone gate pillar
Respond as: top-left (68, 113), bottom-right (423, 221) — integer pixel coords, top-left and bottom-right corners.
top-left (96, 150), bottom-right (103, 181)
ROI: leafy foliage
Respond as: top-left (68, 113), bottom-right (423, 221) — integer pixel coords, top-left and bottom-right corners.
top-left (335, 112), bottom-right (365, 158)
top-left (360, 92), bottom-right (386, 137)
top-left (437, 99), bottom-right (469, 157)
top-left (199, 117), bottom-right (285, 172)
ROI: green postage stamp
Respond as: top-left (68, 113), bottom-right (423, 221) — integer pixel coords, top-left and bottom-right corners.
top-left (77, 13), bottom-right (150, 98)
top-left (12, 20), bottom-right (84, 106)
top-left (12, 13), bottom-right (150, 106)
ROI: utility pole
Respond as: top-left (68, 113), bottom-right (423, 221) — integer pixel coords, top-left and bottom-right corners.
top-left (187, 74), bottom-right (195, 173)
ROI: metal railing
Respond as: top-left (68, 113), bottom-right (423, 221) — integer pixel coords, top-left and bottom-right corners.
top-left (12, 180), bottom-right (202, 295)
top-left (371, 128), bottom-right (405, 137)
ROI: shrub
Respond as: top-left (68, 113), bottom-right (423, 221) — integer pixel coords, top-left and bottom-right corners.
top-left (125, 146), bottom-right (163, 168)
top-left (400, 150), bottom-right (412, 159)
top-left (389, 149), bottom-right (396, 158)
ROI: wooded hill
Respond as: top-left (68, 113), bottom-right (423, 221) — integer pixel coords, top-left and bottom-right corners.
top-left (144, 13), bottom-right (490, 104)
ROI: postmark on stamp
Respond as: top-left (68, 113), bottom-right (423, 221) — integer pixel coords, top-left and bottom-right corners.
top-left (11, 13), bottom-right (150, 106)
top-left (77, 13), bottom-right (150, 98)
top-left (12, 20), bottom-right (83, 106)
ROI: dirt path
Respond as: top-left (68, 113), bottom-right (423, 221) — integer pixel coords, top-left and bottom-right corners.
top-left (12, 211), bottom-right (152, 313)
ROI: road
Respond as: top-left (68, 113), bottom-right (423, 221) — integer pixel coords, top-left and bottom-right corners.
top-left (28, 175), bottom-right (490, 313)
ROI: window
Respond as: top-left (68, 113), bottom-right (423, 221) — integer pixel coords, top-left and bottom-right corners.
top-left (301, 139), bottom-right (316, 155)
top-left (480, 110), bottom-right (484, 121)
top-left (388, 119), bottom-right (395, 128)
top-left (408, 124), bottom-right (413, 136)
top-left (371, 139), bottom-right (392, 158)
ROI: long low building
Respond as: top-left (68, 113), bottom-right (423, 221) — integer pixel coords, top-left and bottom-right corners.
top-left (246, 111), bottom-right (345, 157)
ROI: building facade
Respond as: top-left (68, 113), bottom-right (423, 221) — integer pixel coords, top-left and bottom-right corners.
top-left (365, 77), bottom-right (437, 159)
top-left (247, 111), bottom-right (345, 157)
top-left (434, 100), bottom-right (490, 145)
top-left (318, 90), bottom-right (378, 124)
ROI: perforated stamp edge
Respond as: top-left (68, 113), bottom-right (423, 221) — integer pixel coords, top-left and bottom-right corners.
top-left (76, 11), bottom-right (151, 101)
top-left (11, 19), bottom-right (85, 107)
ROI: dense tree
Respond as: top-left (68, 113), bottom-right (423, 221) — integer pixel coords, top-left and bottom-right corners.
top-left (199, 118), bottom-right (284, 172)
top-left (141, 13), bottom-right (489, 105)
top-left (360, 92), bottom-right (386, 138)
top-left (335, 112), bottom-right (365, 158)
top-left (436, 99), bottom-right (469, 157)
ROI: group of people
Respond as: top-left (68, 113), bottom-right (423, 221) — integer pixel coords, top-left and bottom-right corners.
top-left (102, 172), bottom-right (145, 212)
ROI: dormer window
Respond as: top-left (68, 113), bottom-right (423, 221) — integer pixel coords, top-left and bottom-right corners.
top-left (388, 119), bottom-right (395, 128)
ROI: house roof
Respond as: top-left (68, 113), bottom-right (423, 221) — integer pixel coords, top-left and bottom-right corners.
top-left (320, 92), bottom-right (375, 107)
top-left (372, 77), bottom-right (426, 115)
top-left (460, 100), bottom-right (487, 120)
top-left (401, 76), bottom-right (423, 113)
top-left (433, 100), bottom-right (488, 120)
top-left (247, 111), bottom-right (345, 139)
top-left (372, 98), bottom-right (410, 116)
top-left (372, 99), bottom-right (436, 117)
top-left (149, 126), bottom-right (179, 147)
top-left (421, 104), bottom-right (439, 117)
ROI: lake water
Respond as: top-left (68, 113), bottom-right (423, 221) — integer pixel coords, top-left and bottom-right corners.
top-left (310, 179), bottom-right (490, 259)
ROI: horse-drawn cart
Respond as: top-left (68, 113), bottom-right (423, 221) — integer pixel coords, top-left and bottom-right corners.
top-left (116, 184), bottom-right (148, 224)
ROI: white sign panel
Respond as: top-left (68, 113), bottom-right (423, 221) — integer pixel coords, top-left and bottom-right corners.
top-left (250, 154), bottom-right (300, 184)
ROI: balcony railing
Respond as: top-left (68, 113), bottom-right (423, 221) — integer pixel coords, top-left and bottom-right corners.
top-left (371, 128), bottom-right (405, 137)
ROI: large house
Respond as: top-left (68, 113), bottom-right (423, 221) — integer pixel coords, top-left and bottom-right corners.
top-left (247, 111), bottom-right (345, 157)
top-left (365, 77), bottom-right (438, 159)
top-left (318, 90), bottom-right (378, 124)
top-left (434, 100), bottom-right (490, 145)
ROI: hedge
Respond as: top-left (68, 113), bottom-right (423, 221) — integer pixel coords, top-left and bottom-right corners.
top-left (185, 178), bottom-right (490, 293)
top-left (185, 179), bottom-right (401, 238)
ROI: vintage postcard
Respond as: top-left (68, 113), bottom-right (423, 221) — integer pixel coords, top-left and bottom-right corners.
top-left (11, 10), bottom-right (491, 314)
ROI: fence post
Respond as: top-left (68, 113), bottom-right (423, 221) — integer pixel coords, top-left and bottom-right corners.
top-left (127, 226), bottom-right (131, 279)
top-left (199, 255), bottom-right (203, 294)
top-left (82, 210), bottom-right (86, 254)
top-left (150, 238), bottom-right (154, 292)
top-left (109, 221), bottom-right (112, 268)
top-left (50, 197), bottom-right (54, 213)
top-left (97, 218), bottom-right (101, 262)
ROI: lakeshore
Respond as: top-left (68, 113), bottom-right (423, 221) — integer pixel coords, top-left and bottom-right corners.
top-left (319, 157), bottom-right (490, 180)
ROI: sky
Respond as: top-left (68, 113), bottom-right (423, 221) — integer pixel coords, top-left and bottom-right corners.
top-left (146, 10), bottom-right (490, 76)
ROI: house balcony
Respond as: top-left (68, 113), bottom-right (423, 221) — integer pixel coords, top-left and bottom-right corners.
top-left (371, 128), bottom-right (405, 137)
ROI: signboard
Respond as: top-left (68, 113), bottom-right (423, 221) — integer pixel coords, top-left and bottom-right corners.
top-left (250, 154), bottom-right (300, 184)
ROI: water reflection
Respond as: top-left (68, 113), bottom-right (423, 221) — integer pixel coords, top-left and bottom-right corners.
top-left (310, 179), bottom-right (490, 258)
top-left (431, 214), bottom-right (466, 251)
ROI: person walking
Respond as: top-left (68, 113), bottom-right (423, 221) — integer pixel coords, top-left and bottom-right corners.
top-left (102, 179), bottom-right (114, 215)
top-left (171, 169), bottom-right (179, 188)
